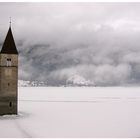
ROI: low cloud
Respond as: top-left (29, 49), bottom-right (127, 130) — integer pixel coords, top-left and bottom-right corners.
top-left (1, 3), bottom-right (140, 86)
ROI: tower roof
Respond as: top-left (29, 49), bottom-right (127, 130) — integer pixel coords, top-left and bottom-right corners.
top-left (1, 27), bottom-right (18, 54)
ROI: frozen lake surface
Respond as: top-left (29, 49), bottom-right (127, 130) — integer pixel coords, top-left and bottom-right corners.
top-left (0, 87), bottom-right (140, 138)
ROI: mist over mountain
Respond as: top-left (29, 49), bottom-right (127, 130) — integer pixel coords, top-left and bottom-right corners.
top-left (1, 3), bottom-right (140, 86)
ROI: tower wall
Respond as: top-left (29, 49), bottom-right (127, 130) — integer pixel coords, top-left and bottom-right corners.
top-left (0, 54), bottom-right (18, 115)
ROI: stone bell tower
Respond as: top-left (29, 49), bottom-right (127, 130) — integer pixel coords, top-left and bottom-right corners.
top-left (0, 25), bottom-right (18, 115)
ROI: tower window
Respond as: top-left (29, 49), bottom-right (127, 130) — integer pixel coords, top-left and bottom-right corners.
top-left (9, 102), bottom-right (12, 107)
top-left (8, 83), bottom-right (10, 86)
top-left (6, 58), bottom-right (11, 66)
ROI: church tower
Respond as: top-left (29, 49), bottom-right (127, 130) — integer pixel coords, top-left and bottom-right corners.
top-left (0, 25), bottom-right (18, 115)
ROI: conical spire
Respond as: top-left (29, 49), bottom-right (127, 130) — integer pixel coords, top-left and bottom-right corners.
top-left (1, 26), bottom-right (18, 54)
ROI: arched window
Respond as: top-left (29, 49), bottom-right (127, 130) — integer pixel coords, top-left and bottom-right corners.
top-left (6, 58), bottom-right (11, 66)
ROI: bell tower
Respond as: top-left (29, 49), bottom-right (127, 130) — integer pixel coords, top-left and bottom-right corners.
top-left (0, 25), bottom-right (18, 115)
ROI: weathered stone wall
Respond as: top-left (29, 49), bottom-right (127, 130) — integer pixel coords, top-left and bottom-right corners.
top-left (0, 67), bottom-right (18, 95)
top-left (0, 96), bottom-right (17, 115)
top-left (0, 54), bottom-right (18, 66)
top-left (0, 54), bottom-right (18, 115)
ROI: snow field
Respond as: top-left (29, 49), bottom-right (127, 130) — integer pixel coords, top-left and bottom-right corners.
top-left (0, 87), bottom-right (140, 137)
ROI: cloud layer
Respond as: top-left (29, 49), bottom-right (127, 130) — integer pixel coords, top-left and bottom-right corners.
top-left (1, 3), bottom-right (140, 86)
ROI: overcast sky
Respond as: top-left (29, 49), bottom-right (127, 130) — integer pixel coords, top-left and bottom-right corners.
top-left (1, 2), bottom-right (140, 86)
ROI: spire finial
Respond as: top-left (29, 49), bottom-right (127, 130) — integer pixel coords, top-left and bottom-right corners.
top-left (9, 17), bottom-right (11, 27)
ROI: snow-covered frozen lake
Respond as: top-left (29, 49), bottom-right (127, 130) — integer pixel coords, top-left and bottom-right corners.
top-left (0, 87), bottom-right (140, 138)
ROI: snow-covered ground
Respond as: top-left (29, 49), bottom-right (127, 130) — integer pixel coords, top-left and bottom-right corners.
top-left (1, 87), bottom-right (140, 138)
